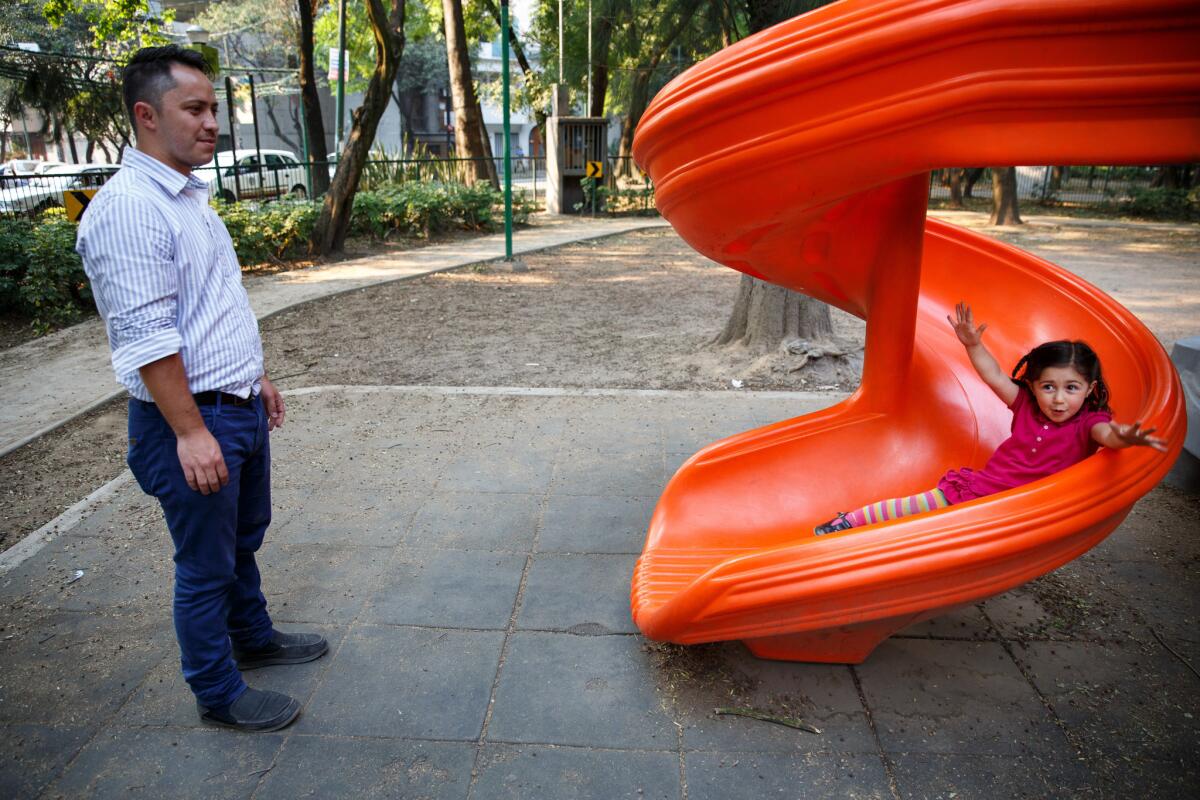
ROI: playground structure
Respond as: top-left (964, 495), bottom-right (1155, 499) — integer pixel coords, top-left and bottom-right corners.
top-left (629, 0), bottom-right (1199, 663)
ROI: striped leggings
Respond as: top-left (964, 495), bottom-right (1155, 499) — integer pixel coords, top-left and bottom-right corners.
top-left (843, 488), bottom-right (949, 529)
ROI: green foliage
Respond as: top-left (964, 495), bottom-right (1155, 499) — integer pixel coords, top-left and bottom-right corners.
top-left (41, 0), bottom-right (173, 50)
top-left (216, 200), bottom-right (321, 264)
top-left (350, 181), bottom-right (502, 239)
top-left (0, 216), bottom-right (92, 333)
top-left (1119, 187), bottom-right (1198, 220)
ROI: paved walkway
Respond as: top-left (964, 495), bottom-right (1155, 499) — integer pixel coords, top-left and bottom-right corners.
top-left (1, 386), bottom-right (1196, 799)
top-left (0, 215), bottom-right (668, 457)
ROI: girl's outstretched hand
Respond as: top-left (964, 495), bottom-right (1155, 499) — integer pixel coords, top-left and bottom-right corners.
top-left (948, 302), bottom-right (988, 348)
top-left (1109, 421), bottom-right (1168, 452)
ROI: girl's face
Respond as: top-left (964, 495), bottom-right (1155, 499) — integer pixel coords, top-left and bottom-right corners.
top-left (1030, 365), bottom-right (1096, 423)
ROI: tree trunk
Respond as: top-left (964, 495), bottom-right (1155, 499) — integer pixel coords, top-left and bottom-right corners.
top-left (963, 167), bottom-right (984, 198)
top-left (310, 0), bottom-right (405, 254)
top-left (480, 0), bottom-right (534, 78)
top-left (713, 274), bottom-right (834, 352)
top-left (989, 166), bottom-right (1022, 225)
top-left (1050, 165), bottom-right (1064, 190)
top-left (297, 0), bottom-right (331, 196)
top-left (948, 168), bottom-right (963, 208)
top-left (590, 0), bottom-right (614, 118)
top-left (714, 0), bottom-right (836, 358)
top-left (443, 0), bottom-right (494, 186)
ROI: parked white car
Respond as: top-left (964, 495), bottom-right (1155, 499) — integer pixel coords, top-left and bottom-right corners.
top-left (0, 163), bottom-right (118, 215)
top-left (196, 149), bottom-right (310, 202)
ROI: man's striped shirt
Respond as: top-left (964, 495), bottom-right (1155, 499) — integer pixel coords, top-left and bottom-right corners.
top-left (77, 148), bottom-right (263, 402)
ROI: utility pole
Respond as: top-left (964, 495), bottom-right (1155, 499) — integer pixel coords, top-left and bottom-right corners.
top-left (558, 0), bottom-right (564, 83)
top-left (335, 0), bottom-right (347, 159)
top-left (587, 0), bottom-right (593, 114)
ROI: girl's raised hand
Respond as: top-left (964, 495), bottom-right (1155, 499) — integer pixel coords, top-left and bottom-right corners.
top-left (1109, 421), bottom-right (1168, 452)
top-left (948, 302), bottom-right (987, 348)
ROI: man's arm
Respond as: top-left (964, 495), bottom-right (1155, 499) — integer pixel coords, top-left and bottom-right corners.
top-left (140, 354), bottom-right (229, 495)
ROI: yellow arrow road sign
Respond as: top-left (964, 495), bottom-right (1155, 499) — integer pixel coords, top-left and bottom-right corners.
top-left (586, 160), bottom-right (603, 179)
top-left (64, 189), bottom-right (98, 222)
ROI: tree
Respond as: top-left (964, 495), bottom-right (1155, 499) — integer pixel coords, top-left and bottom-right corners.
top-left (442, 0), bottom-right (495, 186)
top-left (989, 167), bottom-right (1021, 225)
top-left (297, 0), bottom-right (330, 195)
top-left (712, 0), bottom-right (841, 356)
top-left (310, 0), bottom-right (405, 254)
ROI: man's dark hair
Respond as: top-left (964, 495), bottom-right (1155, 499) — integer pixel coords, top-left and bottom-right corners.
top-left (121, 45), bottom-right (213, 129)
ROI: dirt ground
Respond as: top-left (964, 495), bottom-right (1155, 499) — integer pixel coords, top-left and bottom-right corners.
top-left (1, 215), bottom-right (1197, 551)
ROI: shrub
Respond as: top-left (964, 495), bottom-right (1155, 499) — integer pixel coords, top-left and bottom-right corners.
top-left (18, 217), bottom-right (92, 333)
top-left (216, 200), bottom-right (320, 264)
top-left (1119, 187), bottom-right (1197, 220)
top-left (350, 181), bottom-right (503, 239)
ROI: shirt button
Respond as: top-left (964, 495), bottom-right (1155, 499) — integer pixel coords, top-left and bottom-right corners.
top-left (1032, 447), bottom-right (1037, 453)
top-left (1043, 425), bottom-right (1048, 430)
top-left (1036, 436), bottom-right (1042, 442)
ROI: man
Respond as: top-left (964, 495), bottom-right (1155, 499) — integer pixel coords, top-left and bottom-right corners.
top-left (77, 45), bottom-right (326, 732)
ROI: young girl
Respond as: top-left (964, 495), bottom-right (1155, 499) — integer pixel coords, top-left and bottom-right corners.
top-left (814, 302), bottom-right (1167, 535)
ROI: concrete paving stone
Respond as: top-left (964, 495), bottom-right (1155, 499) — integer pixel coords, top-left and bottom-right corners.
top-left (438, 445), bottom-right (558, 494)
top-left (488, 632), bottom-right (677, 749)
top-left (0, 610), bottom-right (169, 727)
top-left (297, 624), bottom-right (503, 739)
top-left (255, 735), bottom-right (476, 800)
top-left (70, 482), bottom-right (165, 540)
top-left (406, 491), bottom-right (541, 552)
top-left (855, 639), bottom-right (1070, 757)
top-left (684, 751), bottom-right (891, 800)
top-left (889, 752), bottom-right (1094, 800)
top-left (362, 548), bottom-right (525, 629)
top-left (473, 744), bottom-right (681, 800)
top-left (46, 727), bottom-right (283, 799)
top-left (648, 641), bottom-right (874, 754)
top-left (1087, 558), bottom-right (1200, 643)
top-left (518, 554), bottom-right (638, 634)
top-left (538, 494), bottom-right (655, 554)
top-left (896, 603), bottom-right (994, 641)
top-left (323, 444), bottom-right (453, 492)
top-left (660, 415), bottom-right (758, 454)
top-left (980, 562), bottom-right (1146, 643)
top-left (256, 543), bottom-right (391, 624)
top-left (275, 487), bottom-right (423, 548)
top-left (118, 624), bottom-right (345, 728)
top-left (0, 723), bottom-right (93, 799)
top-left (553, 447), bottom-right (667, 498)
top-left (1, 533), bottom-right (171, 613)
top-left (1087, 485), bottom-right (1200, 564)
top-left (666, 451), bottom-right (696, 477)
top-left (1014, 640), bottom-right (1200, 765)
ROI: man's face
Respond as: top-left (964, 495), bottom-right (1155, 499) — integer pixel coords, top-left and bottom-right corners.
top-left (136, 64), bottom-right (219, 173)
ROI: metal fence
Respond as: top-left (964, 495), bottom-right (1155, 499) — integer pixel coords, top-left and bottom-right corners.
top-left (927, 166), bottom-right (1165, 206)
top-left (3, 160), bottom-right (1181, 220)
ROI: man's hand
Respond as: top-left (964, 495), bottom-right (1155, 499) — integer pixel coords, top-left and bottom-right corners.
top-left (261, 377), bottom-right (286, 431)
top-left (177, 428), bottom-right (229, 494)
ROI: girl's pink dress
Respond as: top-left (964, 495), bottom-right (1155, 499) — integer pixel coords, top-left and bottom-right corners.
top-left (937, 389), bottom-right (1112, 504)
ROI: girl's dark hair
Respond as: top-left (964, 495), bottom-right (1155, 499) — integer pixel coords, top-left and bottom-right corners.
top-left (121, 45), bottom-right (213, 129)
top-left (1011, 340), bottom-right (1112, 413)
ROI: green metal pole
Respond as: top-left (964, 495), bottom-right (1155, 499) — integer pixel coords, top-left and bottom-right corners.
top-left (502, 0), bottom-right (513, 260)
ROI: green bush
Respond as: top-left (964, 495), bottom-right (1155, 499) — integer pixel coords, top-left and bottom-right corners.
top-left (1119, 187), bottom-right (1197, 220)
top-left (350, 181), bottom-right (503, 239)
top-left (16, 214), bottom-right (92, 333)
top-left (216, 200), bottom-right (320, 264)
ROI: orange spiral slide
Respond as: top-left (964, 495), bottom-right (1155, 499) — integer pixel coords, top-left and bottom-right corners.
top-left (629, 0), bottom-right (1199, 663)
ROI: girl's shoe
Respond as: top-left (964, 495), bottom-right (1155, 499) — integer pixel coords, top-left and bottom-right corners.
top-left (814, 512), bottom-right (854, 535)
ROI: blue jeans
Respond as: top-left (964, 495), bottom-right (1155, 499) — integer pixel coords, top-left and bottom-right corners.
top-left (127, 395), bottom-right (275, 708)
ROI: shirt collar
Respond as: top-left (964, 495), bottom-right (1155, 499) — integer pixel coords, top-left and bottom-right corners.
top-left (122, 148), bottom-right (208, 196)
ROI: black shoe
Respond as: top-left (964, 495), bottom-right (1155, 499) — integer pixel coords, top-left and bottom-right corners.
top-left (814, 512), bottom-right (854, 535)
top-left (234, 630), bottom-right (329, 671)
top-left (198, 687), bottom-right (300, 732)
